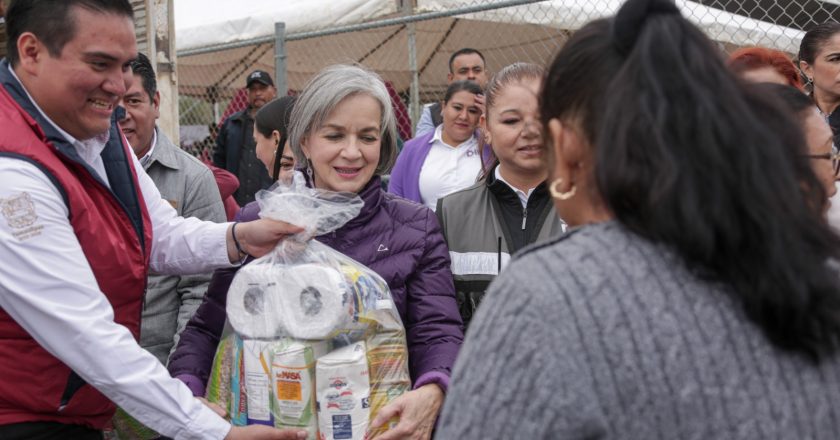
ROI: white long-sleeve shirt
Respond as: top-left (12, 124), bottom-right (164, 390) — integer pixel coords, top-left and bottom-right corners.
top-left (0, 68), bottom-right (233, 440)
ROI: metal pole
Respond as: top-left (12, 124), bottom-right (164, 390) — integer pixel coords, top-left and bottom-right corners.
top-left (408, 23), bottom-right (420, 134)
top-left (274, 22), bottom-right (287, 96)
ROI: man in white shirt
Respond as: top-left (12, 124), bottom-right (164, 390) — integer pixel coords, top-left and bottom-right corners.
top-left (0, 1), bottom-right (304, 439)
top-left (415, 48), bottom-right (489, 137)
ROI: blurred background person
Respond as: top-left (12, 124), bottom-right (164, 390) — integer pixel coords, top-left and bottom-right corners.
top-left (415, 48), bottom-right (488, 137)
top-left (253, 96), bottom-right (298, 184)
top-left (119, 52), bottom-right (227, 365)
top-left (170, 65), bottom-right (463, 440)
top-left (436, 62), bottom-right (564, 330)
top-left (213, 70), bottom-right (277, 205)
top-left (762, 83), bottom-right (839, 214)
top-left (800, 22), bottom-right (840, 146)
top-left (800, 23), bottom-right (840, 229)
top-left (437, 0), bottom-right (840, 438)
top-left (206, 163), bottom-right (240, 221)
top-left (728, 46), bottom-right (803, 89)
top-left (389, 80), bottom-right (485, 210)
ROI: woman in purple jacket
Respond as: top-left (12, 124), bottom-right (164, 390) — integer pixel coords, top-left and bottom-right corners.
top-left (169, 65), bottom-right (464, 440)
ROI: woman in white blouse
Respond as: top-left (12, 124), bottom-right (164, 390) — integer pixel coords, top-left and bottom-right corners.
top-left (389, 80), bottom-right (486, 210)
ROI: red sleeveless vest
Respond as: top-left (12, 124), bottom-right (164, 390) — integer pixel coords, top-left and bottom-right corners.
top-left (0, 84), bottom-right (152, 428)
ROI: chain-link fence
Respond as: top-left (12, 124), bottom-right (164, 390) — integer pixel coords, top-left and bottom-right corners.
top-left (174, 0), bottom-right (840, 156)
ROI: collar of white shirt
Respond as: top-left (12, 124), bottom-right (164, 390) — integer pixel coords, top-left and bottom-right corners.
top-left (495, 166), bottom-right (535, 209)
top-left (139, 129), bottom-right (158, 167)
top-left (430, 124), bottom-right (477, 150)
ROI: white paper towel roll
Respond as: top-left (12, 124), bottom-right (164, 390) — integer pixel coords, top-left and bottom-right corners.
top-left (227, 263), bottom-right (351, 339)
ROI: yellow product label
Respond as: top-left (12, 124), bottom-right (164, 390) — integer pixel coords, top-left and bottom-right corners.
top-left (277, 379), bottom-right (302, 401)
top-left (367, 345), bottom-right (407, 379)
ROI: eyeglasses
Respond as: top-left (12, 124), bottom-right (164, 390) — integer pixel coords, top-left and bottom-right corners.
top-left (804, 143), bottom-right (840, 176)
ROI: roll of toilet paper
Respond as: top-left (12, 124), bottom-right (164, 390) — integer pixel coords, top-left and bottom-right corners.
top-left (227, 263), bottom-right (352, 339)
top-left (276, 264), bottom-right (351, 340)
top-left (227, 265), bottom-right (285, 338)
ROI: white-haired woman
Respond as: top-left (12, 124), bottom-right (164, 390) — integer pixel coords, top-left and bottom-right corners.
top-left (170, 65), bottom-right (463, 440)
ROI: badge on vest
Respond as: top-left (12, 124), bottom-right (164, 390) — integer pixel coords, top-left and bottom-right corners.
top-left (1, 192), bottom-right (43, 240)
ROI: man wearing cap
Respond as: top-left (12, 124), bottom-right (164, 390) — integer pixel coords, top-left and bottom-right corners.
top-left (213, 70), bottom-right (277, 205)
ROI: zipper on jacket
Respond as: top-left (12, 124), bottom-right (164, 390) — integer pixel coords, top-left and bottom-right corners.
top-left (521, 206), bottom-right (527, 230)
top-left (497, 237), bottom-right (502, 274)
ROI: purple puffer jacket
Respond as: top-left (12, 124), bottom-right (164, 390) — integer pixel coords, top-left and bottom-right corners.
top-left (168, 176), bottom-right (464, 396)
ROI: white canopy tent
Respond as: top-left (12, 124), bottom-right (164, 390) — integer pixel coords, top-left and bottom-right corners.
top-left (176, 0), bottom-right (401, 53)
top-left (176, 0), bottom-right (805, 54)
top-left (173, 0), bottom-right (805, 127)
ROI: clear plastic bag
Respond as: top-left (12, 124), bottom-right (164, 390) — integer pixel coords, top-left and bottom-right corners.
top-left (209, 172), bottom-right (410, 440)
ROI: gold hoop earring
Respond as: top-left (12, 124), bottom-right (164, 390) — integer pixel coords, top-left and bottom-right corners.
top-left (549, 178), bottom-right (576, 200)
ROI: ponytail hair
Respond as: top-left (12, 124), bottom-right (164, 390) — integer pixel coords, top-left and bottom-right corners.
top-left (542, 0), bottom-right (840, 360)
top-left (255, 96), bottom-right (297, 182)
top-left (799, 22), bottom-right (840, 65)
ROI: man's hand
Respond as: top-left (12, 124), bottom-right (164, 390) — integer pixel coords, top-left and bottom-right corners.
top-left (224, 425), bottom-right (308, 440)
top-left (226, 219), bottom-right (304, 263)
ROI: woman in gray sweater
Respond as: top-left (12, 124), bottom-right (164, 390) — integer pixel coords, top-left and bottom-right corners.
top-left (435, 0), bottom-right (840, 438)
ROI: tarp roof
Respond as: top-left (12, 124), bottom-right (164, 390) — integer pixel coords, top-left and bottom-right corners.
top-left (176, 0), bottom-right (400, 52)
top-left (176, 0), bottom-right (805, 53)
top-left (174, 0), bottom-right (806, 100)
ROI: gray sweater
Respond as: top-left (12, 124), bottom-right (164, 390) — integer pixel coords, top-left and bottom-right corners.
top-left (436, 221), bottom-right (840, 439)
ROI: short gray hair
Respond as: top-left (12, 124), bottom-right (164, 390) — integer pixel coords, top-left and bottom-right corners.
top-left (288, 64), bottom-right (399, 176)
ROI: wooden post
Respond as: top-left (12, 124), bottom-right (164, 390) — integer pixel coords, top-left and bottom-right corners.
top-left (133, 0), bottom-right (179, 145)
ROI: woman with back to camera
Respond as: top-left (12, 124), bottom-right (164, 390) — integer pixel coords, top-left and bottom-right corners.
top-left (436, 0), bottom-right (840, 438)
top-left (800, 22), bottom-right (840, 146)
top-left (436, 63), bottom-right (565, 329)
top-left (169, 66), bottom-right (463, 440)
top-left (389, 80), bottom-right (485, 211)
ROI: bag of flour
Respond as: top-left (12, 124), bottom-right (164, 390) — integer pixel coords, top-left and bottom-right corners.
top-left (316, 342), bottom-right (370, 440)
top-left (270, 340), bottom-right (330, 437)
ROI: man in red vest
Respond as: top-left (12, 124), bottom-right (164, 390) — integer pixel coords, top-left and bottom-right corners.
top-left (0, 1), bottom-right (306, 439)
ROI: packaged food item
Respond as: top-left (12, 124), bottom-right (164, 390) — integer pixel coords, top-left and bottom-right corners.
top-left (316, 342), bottom-right (370, 440)
top-left (229, 334), bottom-right (247, 426)
top-left (270, 340), bottom-right (330, 438)
top-left (243, 339), bottom-right (273, 426)
top-left (365, 330), bottom-right (410, 438)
